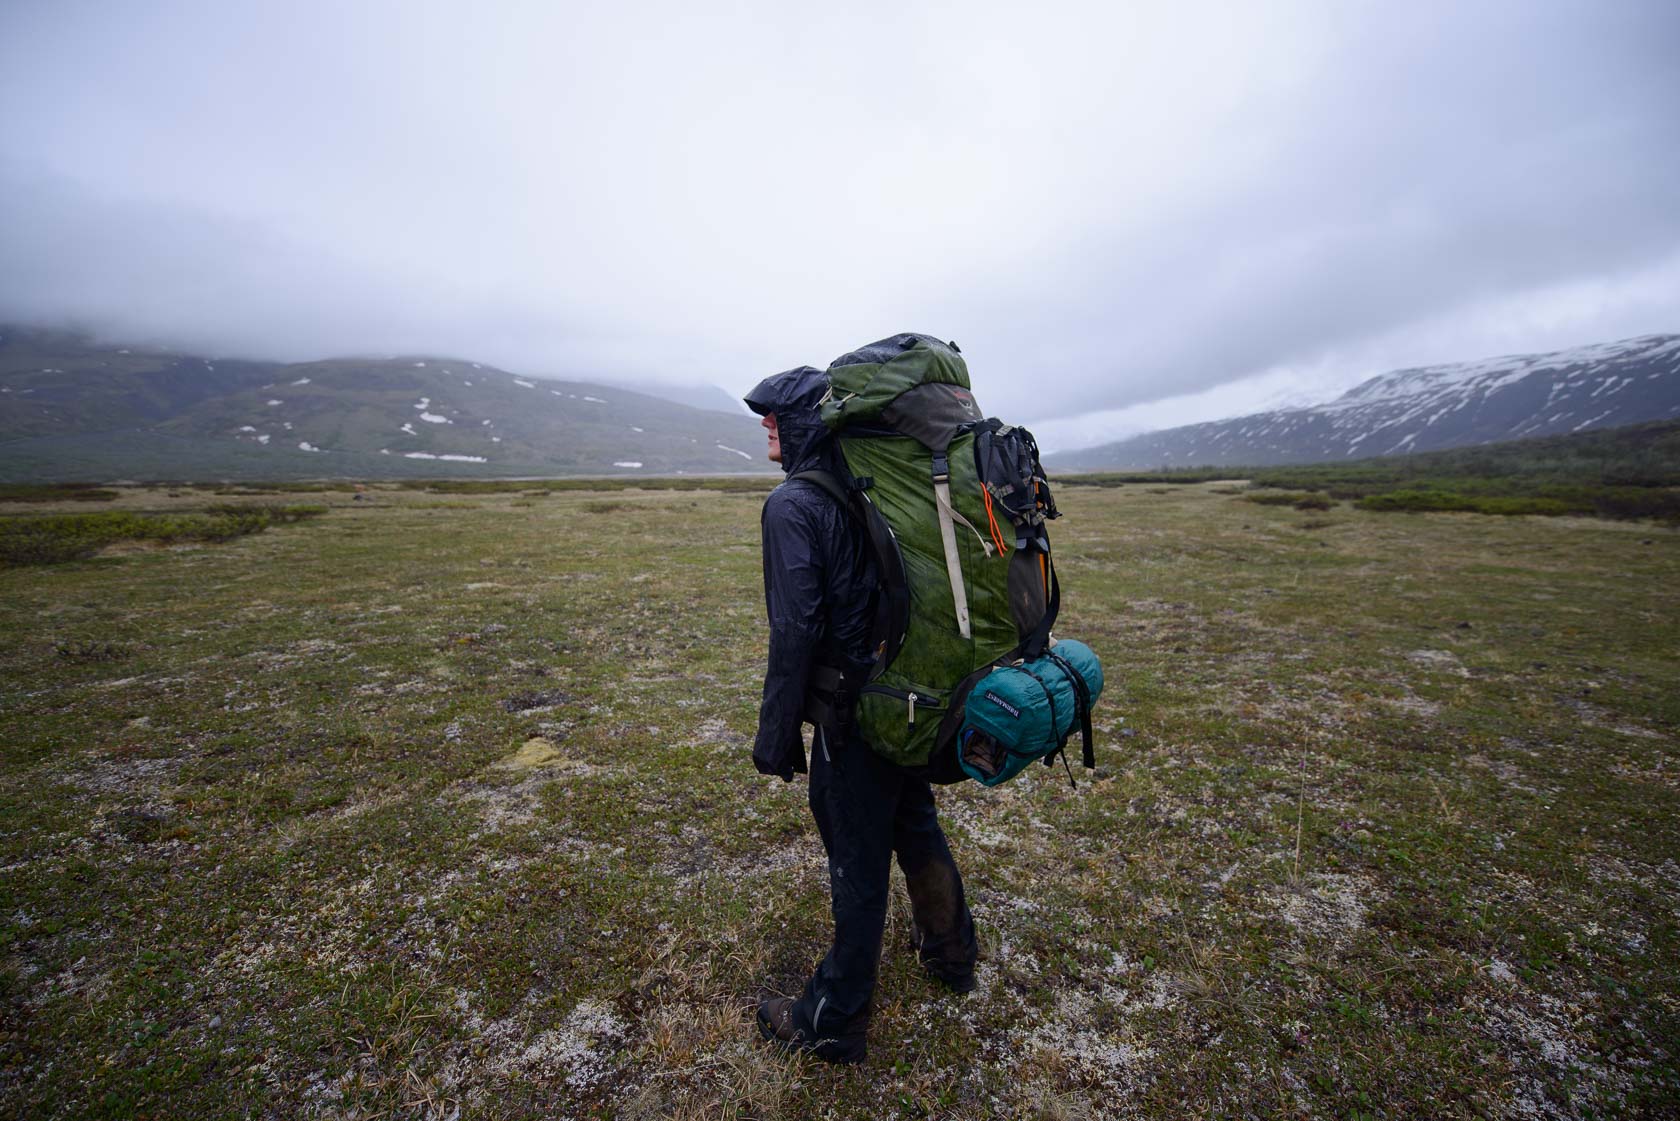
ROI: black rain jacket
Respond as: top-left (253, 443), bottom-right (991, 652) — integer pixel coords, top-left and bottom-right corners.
top-left (744, 366), bottom-right (878, 780)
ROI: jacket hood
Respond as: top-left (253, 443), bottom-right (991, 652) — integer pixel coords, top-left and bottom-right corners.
top-left (744, 365), bottom-right (836, 477)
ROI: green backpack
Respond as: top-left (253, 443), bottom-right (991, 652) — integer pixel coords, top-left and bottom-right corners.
top-left (796, 333), bottom-right (1100, 784)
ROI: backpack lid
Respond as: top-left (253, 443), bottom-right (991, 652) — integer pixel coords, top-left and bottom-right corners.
top-left (822, 334), bottom-right (974, 440)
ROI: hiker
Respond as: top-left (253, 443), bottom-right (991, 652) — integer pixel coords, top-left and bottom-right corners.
top-left (743, 364), bottom-right (979, 1065)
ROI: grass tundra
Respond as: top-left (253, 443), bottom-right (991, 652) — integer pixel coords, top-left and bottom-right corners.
top-left (2, 481), bottom-right (1676, 1119)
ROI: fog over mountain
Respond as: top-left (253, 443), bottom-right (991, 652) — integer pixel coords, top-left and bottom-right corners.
top-left (2, 1), bottom-right (1678, 450)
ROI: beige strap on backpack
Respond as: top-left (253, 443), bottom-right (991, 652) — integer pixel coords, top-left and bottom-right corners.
top-left (932, 478), bottom-right (972, 639)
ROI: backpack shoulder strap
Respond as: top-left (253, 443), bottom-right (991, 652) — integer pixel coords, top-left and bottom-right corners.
top-left (788, 468), bottom-right (848, 507)
top-left (790, 468), bottom-right (910, 681)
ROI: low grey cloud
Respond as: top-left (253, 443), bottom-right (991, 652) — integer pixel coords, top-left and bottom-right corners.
top-left (3, 0), bottom-right (1676, 448)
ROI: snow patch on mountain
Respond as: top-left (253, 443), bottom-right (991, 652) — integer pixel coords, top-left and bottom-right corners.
top-left (1055, 334), bottom-right (1680, 470)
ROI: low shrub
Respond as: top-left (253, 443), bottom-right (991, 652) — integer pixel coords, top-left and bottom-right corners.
top-left (401, 476), bottom-right (776, 495)
top-left (1059, 468), bottom-right (1235, 487)
top-left (1355, 490), bottom-right (1477, 514)
top-left (1582, 486), bottom-right (1680, 522)
top-left (0, 483), bottom-right (121, 503)
top-left (201, 503), bottom-right (328, 523)
top-left (1356, 490), bottom-right (1579, 516)
top-left (0, 505), bottom-right (327, 566)
top-left (1471, 496), bottom-right (1577, 517)
top-left (198, 482), bottom-right (359, 494)
top-left (1244, 491), bottom-right (1321, 507)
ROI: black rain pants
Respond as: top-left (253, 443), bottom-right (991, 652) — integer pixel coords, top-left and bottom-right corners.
top-left (793, 725), bottom-right (978, 1034)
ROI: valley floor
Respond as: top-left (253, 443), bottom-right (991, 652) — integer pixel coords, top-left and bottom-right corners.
top-left (1, 483), bottom-right (1676, 1119)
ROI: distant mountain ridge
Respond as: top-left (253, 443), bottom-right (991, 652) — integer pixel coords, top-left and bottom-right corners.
top-left (0, 325), bottom-right (776, 482)
top-left (1050, 334), bottom-right (1680, 471)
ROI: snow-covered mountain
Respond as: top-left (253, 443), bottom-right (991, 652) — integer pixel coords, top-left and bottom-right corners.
top-left (1051, 334), bottom-right (1680, 471)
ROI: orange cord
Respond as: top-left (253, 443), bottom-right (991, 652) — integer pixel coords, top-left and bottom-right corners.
top-left (1034, 480), bottom-right (1050, 592)
top-left (981, 487), bottom-right (1009, 555)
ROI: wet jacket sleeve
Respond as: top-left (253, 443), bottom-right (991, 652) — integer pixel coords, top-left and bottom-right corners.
top-left (753, 486), bottom-right (828, 780)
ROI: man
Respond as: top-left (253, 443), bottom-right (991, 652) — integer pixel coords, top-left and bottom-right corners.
top-left (743, 365), bottom-right (978, 1066)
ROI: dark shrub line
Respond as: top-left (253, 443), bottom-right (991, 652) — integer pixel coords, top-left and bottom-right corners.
top-left (398, 476), bottom-right (776, 495)
top-left (0, 505), bottom-right (328, 566)
top-left (1060, 468), bottom-right (1237, 486)
top-left (1061, 421), bottom-right (1680, 523)
top-left (0, 483), bottom-right (122, 503)
top-left (1353, 488), bottom-right (1680, 520)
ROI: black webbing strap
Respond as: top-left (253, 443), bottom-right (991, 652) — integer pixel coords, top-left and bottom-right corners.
top-left (801, 663), bottom-right (845, 729)
top-left (1016, 661), bottom-right (1075, 787)
top-left (1047, 650), bottom-right (1095, 771)
top-left (788, 468), bottom-right (847, 506)
top-left (1017, 554), bottom-right (1060, 662)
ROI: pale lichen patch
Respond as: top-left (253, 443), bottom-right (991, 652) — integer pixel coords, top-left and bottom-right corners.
top-left (1264, 872), bottom-right (1379, 941)
top-left (495, 998), bottom-right (629, 1091)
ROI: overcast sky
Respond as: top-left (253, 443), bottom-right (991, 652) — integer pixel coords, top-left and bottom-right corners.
top-left (3, 0), bottom-right (1677, 450)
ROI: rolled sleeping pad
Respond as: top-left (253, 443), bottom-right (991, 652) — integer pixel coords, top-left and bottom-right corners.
top-left (958, 638), bottom-right (1103, 786)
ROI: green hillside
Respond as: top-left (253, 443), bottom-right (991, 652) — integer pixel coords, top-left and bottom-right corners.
top-left (0, 327), bottom-right (775, 482)
top-left (0, 326), bottom-right (278, 439)
top-left (1244, 419), bottom-right (1680, 489)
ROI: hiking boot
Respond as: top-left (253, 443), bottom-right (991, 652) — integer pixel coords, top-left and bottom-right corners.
top-left (755, 997), bottom-right (867, 1065)
top-left (911, 923), bottom-right (978, 994)
top-left (923, 962), bottom-right (978, 994)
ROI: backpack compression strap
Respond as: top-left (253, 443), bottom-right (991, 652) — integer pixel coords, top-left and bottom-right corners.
top-left (930, 452), bottom-right (972, 641)
top-left (1046, 648), bottom-right (1095, 771)
top-left (789, 469), bottom-right (909, 682)
top-left (1015, 554), bottom-right (1060, 663)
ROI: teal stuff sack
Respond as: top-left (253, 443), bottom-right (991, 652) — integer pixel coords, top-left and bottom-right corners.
top-left (957, 639), bottom-right (1103, 786)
